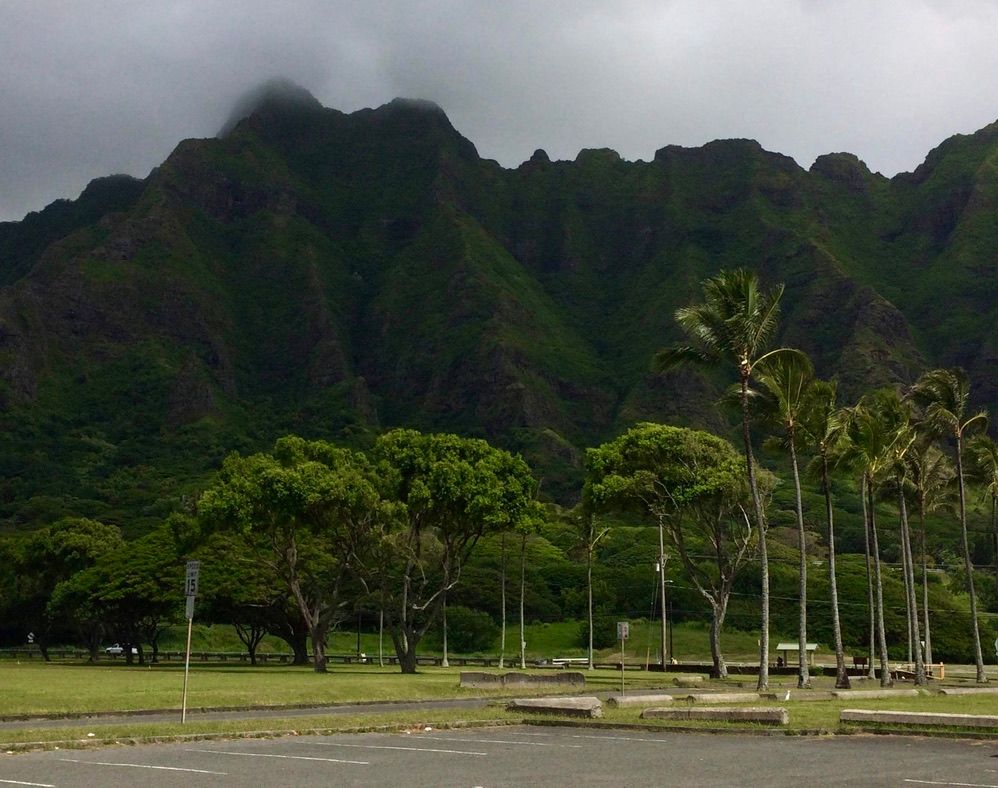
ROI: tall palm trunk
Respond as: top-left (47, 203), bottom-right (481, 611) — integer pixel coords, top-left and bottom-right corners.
top-left (918, 492), bottom-right (933, 667)
top-left (789, 432), bottom-right (809, 688)
top-left (955, 437), bottom-right (986, 683)
top-left (499, 532), bottom-right (506, 669)
top-left (901, 531), bottom-right (913, 665)
top-left (861, 476), bottom-right (876, 679)
top-left (867, 479), bottom-right (892, 686)
top-left (822, 454), bottom-right (849, 688)
top-left (742, 372), bottom-right (770, 691)
top-left (897, 477), bottom-right (925, 684)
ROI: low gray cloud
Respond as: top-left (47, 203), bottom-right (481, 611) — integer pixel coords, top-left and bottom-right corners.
top-left (2, 0), bottom-right (997, 220)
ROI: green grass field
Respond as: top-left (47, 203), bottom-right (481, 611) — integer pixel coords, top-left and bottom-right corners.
top-left (0, 662), bottom-right (682, 716)
top-left (150, 618), bottom-right (773, 664)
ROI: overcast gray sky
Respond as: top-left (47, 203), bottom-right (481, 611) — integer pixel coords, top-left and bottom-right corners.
top-left (2, 0), bottom-right (998, 221)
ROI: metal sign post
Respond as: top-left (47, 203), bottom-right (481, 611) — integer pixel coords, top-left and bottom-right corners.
top-left (181, 560), bottom-right (199, 724)
top-left (617, 621), bottom-right (629, 695)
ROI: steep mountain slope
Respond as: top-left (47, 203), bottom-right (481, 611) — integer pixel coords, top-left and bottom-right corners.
top-left (0, 86), bottom-right (995, 524)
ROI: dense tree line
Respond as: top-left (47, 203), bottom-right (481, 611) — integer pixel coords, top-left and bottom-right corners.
top-left (1, 269), bottom-right (996, 682)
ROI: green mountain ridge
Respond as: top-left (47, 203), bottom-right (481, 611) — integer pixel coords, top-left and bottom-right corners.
top-left (1, 87), bottom-right (996, 524)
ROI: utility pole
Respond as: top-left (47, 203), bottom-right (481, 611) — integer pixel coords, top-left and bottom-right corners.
top-left (657, 521), bottom-right (668, 666)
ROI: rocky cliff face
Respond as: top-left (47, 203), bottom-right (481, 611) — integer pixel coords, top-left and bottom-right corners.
top-left (0, 87), bottom-right (995, 522)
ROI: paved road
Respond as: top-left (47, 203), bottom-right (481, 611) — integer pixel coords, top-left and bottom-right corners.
top-left (3, 725), bottom-right (997, 787)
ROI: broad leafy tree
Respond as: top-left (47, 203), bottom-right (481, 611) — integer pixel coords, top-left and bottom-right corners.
top-left (53, 526), bottom-right (182, 663)
top-left (586, 423), bottom-right (766, 679)
top-left (655, 268), bottom-right (792, 689)
top-left (199, 436), bottom-right (390, 673)
top-left (366, 430), bottom-right (536, 674)
top-left (13, 518), bottom-right (123, 660)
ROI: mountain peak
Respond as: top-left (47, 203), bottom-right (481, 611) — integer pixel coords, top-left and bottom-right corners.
top-left (219, 78), bottom-right (323, 136)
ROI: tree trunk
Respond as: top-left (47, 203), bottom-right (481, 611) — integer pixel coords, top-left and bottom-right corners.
top-left (741, 371), bottom-right (769, 691)
top-left (709, 599), bottom-right (728, 679)
top-left (861, 475), bottom-right (876, 679)
top-left (897, 478), bottom-right (925, 685)
top-left (902, 542), bottom-right (913, 666)
top-left (441, 593), bottom-right (449, 667)
top-left (955, 435), bottom-right (986, 683)
top-left (919, 494), bottom-right (933, 668)
top-left (392, 624), bottom-right (419, 675)
top-left (499, 532), bottom-right (506, 670)
top-left (868, 481), bottom-right (892, 687)
top-left (519, 532), bottom-right (527, 670)
top-left (311, 619), bottom-right (328, 673)
top-left (789, 434), bottom-right (809, 689)
top-left (822, 455), bottom-right (849, 688)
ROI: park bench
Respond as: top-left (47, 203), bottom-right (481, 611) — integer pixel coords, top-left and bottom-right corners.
top-left (551, 657), bottom-right (589, 668)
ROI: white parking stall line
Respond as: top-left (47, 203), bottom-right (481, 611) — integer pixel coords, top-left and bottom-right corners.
top-left (312, 742), bottom-right (487, 756)
top-left (425, 735), bottom-right (582, 748)
top-left (0, 780), bottom-right (56, 787)
top-left (58, 758), bottom-right (226, 775)
top-left (570, 733), bottom-right (667, 744)
top-left (904, 781), bottom-right (998, 788)
top-left (184, 748), bottom-right (368, 765)
top-left (501, 731), bottom-right (551, 736)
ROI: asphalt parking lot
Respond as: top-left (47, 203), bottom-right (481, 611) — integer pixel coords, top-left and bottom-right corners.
top-left (2, 725), bottom-right (997, 787)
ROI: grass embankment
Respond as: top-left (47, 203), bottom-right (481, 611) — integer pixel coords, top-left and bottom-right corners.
top-left (0, 662), bottom-right (677, 717)
top-left (0, 708), bottom-right (519, 747)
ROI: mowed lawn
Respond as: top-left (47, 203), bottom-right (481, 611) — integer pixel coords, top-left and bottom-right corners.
top-left (0, 662), bottom-right (677, 716)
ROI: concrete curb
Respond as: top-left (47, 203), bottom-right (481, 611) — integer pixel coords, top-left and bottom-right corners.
top-left (0, 718), bottom-right (517, 754)
top-left (508, 697), bottom-right (603, 718)
top-left (642, 706), bottom-right (789, 725)
top-left (840, 709), bottom-right (998, 729)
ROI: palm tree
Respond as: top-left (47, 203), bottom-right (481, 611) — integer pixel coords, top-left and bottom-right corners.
top-left (910, 368), bottom-right (989, 683)
top-left (802, 380), bottom-right (850, 688)
top-left (906, 439), bottom-right (954, 669)
top-left (875, 390), bottom-right (925, 685)
top-left (969, 436), bottom-right (998, 596)
top-left (654, 268), bottom-right (793, 691)
top-left (840, 398), bottom-right (895, 686)
top-left (755, 350), bottom-right (815, 688)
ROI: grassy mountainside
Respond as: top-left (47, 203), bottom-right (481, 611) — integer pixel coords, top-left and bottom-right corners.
top-left (0, 85), bottom-right (996, 525)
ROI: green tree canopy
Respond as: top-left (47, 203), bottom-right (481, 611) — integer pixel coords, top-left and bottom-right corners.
top-left (369, 429), bottom-right (537, 673)
top-left (198, 435), bottom-right (393, 672)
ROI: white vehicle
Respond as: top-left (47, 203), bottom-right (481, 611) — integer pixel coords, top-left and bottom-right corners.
top-left (104, 643), bottom-right (138, 656)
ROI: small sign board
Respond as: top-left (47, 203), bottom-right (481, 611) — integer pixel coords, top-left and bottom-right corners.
top-left (185, 595), bottom-right (195, 620)
top-left (185, 560), bottom-right (200, 598)
top-left (617, 621), bottom-right (630, 640)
